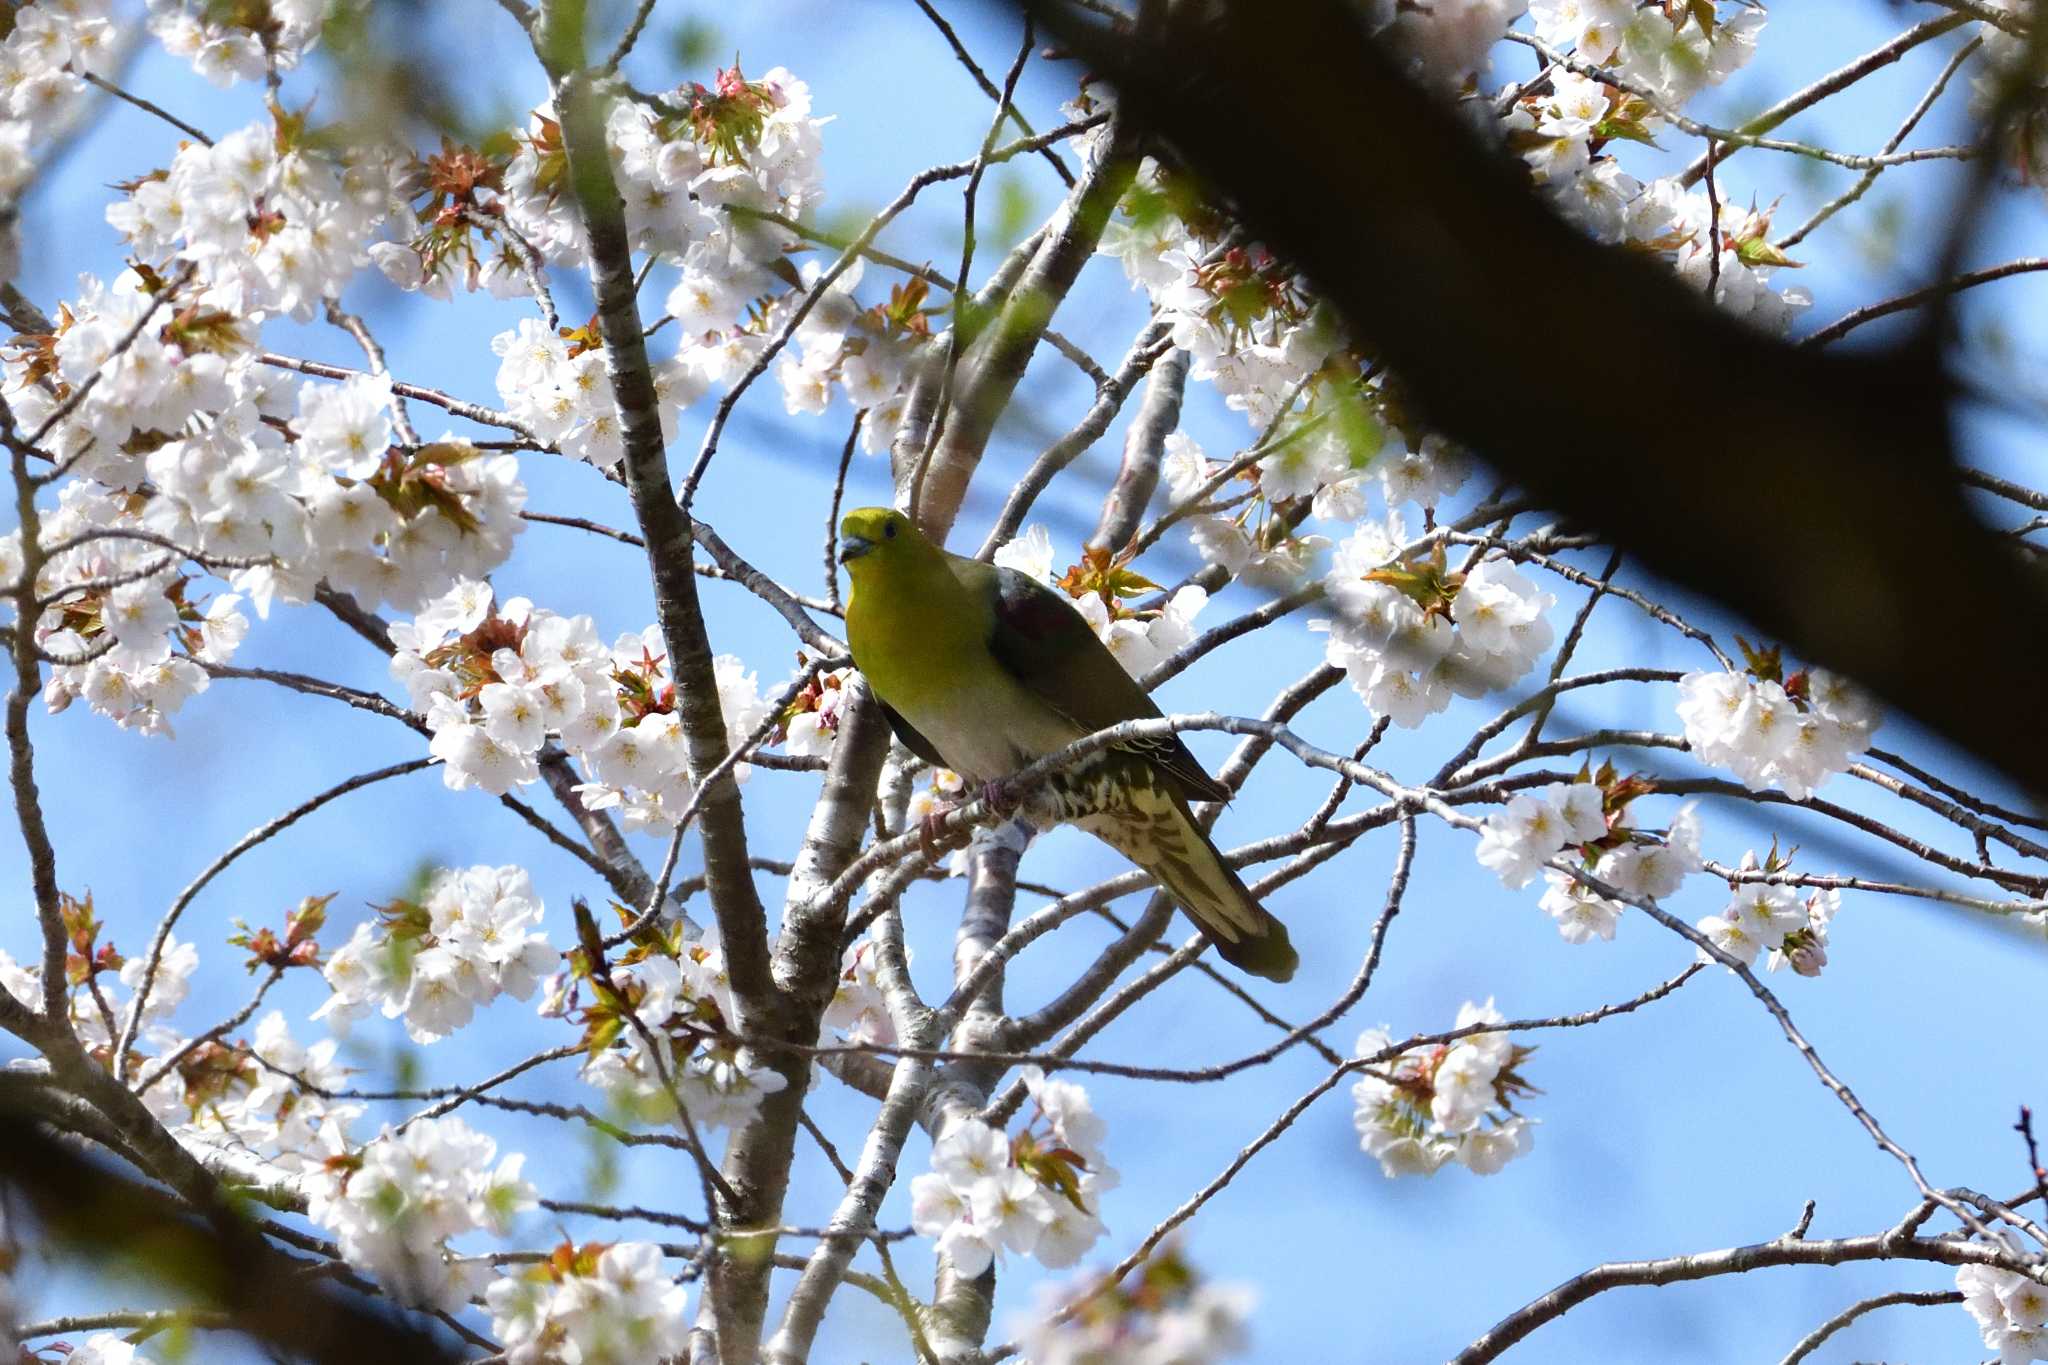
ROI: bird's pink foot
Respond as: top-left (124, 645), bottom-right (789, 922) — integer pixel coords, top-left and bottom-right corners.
top-left (918, 809), bottom-right (952, 861)
top-left (978, 778), bottom-right (1018, 819)
top-left (917, 781), bottom-right (1022, 859)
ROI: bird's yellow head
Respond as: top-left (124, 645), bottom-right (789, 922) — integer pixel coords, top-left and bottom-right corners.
top-left (837, 506), bottom-right (937, 582)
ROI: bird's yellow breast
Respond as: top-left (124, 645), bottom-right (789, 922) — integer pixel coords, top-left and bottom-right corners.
top-left (843, 551), bottom-right (1083, 782)
top-left (843, 551), bottom-right (993, 713)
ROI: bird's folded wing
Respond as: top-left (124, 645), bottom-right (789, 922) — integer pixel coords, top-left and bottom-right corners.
top-left (963, 560), bottom-right (1232, 805)
top-left (874, 697), bottom-right (948, 769)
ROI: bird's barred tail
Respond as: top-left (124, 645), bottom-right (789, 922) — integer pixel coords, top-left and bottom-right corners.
top-left (1073, 780), bottom-right (1298, 983)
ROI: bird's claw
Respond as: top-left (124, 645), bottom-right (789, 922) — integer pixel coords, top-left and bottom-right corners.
top-left (977, 778), bottom-right (1018, 820)
top-left (918, 810), bottom-right (951, 862)
top-left (917, 781), bottom-right (1024, 859)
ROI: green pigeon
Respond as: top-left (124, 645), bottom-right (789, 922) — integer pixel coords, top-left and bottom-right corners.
top-left (837, 505), bottom-right (1298, 982)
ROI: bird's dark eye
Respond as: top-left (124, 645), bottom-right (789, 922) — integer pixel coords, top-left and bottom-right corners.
top-left (884, 520), bottom-right (897, 539)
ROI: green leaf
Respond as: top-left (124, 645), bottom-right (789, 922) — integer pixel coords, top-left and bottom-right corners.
top-left (1735, 235), bottom-right (1802, 269)
top-left (1734, 635), bottom-right (1784, 683)
top-left (1591, 117), bottom-right (1664, 149)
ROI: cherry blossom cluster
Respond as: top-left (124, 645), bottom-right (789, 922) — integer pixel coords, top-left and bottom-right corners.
top-left (1959, 1235), bottom-right (2048, 1363)
top-left (5, 264), bottom-right (253, 483)
top-left (1087, 117), bottom-right (1395, 591)
top-left (820, 931), bottom-right (903, 1049)
top-left (911, 1068), bottom-right (1116, 1277)
top-left (380, 64), bottom-right (821, 289)
top-left (2, 894), bottom-right (355, 1183)
top-left (1083, 77), bottom-right (1338, 436)
top-left (2, 911), bottom-right (359, 1184)
top-left (0, 891), bottom-right (198, 1049)
top-left (1164, 417), bottom-right (1469, 593)
top-left (1633, 180), bottom-right (1810, 332)
top-left (1697, 849), bottom-right (1838, 974)
top-left (383, 66), bottom-right (872, 457)
top-left (562, 921), bottom-right (788, 1133)
top-left (485, 1240), bottom-right (693, 1365)
top-left (1511, 69), bottom-right (1650, 240)
top-left (1499, 8), bottom-right (1807, 328)
top-left (6, 892), bottom-right (348, 1178)
top-left (22, 500), bottom-right (227, 738)
top-left (1351, 1000), bottom-right (1538, 1178)
top-left (134, 1007), bottom-right (358, 1186)
top-left (291, 381), bottom-right (528, 612)
top-left (1261, 425), bottom-right (1469, 522)
top-left (771, 256), bottom-right (932, 457)
top-left (0, 0), bottom-right (120, 200)
top-left (490, 317), bottom-right (703, 470)
top-left (390, 579), bottom-right (771, 824)
top-left (638, 253), bottom-right (930, 460)
top-left (1535, 866), bottom-right (1632, 945)
top-left (8, 288), bottom-right (514, 576)
top-left (1676, 650), bottom-right (1881, 799)
top-left (1007, 1246), bottom-right (1256, 1365)
top-left (1528, 0), bottom-right (1763, 104)
top-left (1317, 525), bottom-right (1557, 727)
top-left (1181, 506), bottom-right (1328, 596)
top-left (1081, 87), bottom-right (1412, 587)
top-left (1139, 236), bottom-right (1331, 436)
top-left (994, 526), bottom-right (1209, 678)
top-left (148, 0), bottom-right (331, 87)
top-left (6, 290), bottom-right (522, 735)
top-left (776, 656), bottom-right (855, 759)
top-left (1476, 769), bottom-right (1705, 932)
top-left (546, 66), bottom-right (822, 266)
top-left (307, 1114), bottom-right (537, 1311)
top-left (108, 112), bottom-right (390, 322)
top-left (1510, 5), bottom-right (1805, 331)
top-left (316, 863), bottom-right (557, 1044)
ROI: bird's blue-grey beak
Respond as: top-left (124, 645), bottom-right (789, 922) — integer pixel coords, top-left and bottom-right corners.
top-left (838, 534), bottom-right (875, 564)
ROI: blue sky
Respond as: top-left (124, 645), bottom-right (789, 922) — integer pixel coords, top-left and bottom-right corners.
top-left (7, 2), bottom-right (2047, 1361)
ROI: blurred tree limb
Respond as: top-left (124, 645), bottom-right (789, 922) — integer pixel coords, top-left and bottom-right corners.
top-left (1026, 0), bottom-right (2048, 797)
top-left (0, 1098), bottom-right (461, 1364)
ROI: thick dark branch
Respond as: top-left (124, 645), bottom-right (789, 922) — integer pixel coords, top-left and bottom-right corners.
top-left (1032, 0), bottom-right (2048, 796)
top-left (551, 69), bottom-right (775, 1019)
top-left (0, 1103), bottom-right (462, 1364)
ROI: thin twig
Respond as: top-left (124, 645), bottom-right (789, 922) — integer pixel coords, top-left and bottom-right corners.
top-left (78, 69), bottom-right (213, 144)
top-left (828, 411), bottom-right (863, 614)
top-left (1777, 1289), bottom-right (1965, 1365)
top-left (1801, 257), bottom-right (2048, 346)
top-left (1778, 32), bottom-right (1984, 249)
top-left (911, 0), bottom-right (1075, 185)
top-left (1675, 12), bottom-right (1972, 185)
top-left (113, 759), bottom-right (434, 1080)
